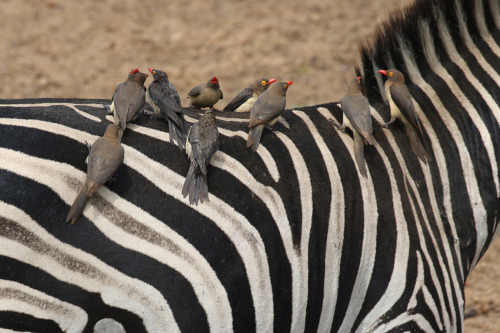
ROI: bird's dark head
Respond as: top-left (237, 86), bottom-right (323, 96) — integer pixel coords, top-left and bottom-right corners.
top-left (128, 68), bottom-right (148, 85)
top-left (148, 68), bottom-right (168, 81)
top-left (378, 69), bottom-right (404, 83)
top-left (251, 78), bottom-right (276, 92)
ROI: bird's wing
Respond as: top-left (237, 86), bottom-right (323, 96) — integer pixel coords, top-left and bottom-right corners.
top-left (148, 83), bottom-right (183, 127)
top-left (168, 82), bottom-right (183, 109)
top-left (88, 139), bottom-right (124, 184)
top-left (248, 96), bottom-right (285, 128)
top-left (223, 88), bottom-right (253, 111)
top-left (341, 94), bottom-right (373, 137)
top-left (188, 84), bottom-right (203, 97)
top-left (188, 121), bottom-right (208, 174)
top-left (115, 82), bottom-right (146, 122)
top-left (390, 84), bottom-right (423, 133)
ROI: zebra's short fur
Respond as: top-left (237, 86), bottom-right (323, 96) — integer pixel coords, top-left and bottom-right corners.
top-left (0, 0), bottom-right (499, 331)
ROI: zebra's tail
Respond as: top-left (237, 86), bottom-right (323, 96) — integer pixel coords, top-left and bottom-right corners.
top-left (247, 125), bottom-right (264, 151)
top-left (66, 182), bottom-right (90, 224)
top-left (354, 131), bottom-right (368, 177)
top-left (405, 123), bottom-right (432, 164)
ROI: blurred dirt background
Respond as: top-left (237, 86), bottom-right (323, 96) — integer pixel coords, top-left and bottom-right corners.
top-left (1, 0), bottom-right (499, 330)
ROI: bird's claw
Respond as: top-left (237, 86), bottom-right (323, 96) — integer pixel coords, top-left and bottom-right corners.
top-left (329, 118), bottom-right (343, 130)
top-left (103, 104), bottom-right (113, 115)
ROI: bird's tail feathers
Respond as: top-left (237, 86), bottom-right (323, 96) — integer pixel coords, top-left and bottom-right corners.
top-left (168, 120), bottom-right (185, 150)
top-left (181, 116), bottom-right (189, 143)
top-left (66, 183), bottom-right (90, 224)
top-left (182, 164), bottom-right (196, 198)
top-left (405, 125), bottom-right (432, 163)
top-left (247, 125), bottom-right (264, 151)
top-left (354, 132), bottom-right (368, 177)
top-left (182, 163), bottom-right (209, 205)
top-left (117, 128), bottom-right (124, 142)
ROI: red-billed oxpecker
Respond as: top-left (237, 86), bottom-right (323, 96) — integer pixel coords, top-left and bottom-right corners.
top-left (330, 76), bottom-right (374, 177)
top-left (66, 124), bottom-right (124, 224)
top-left (378, 69), bottom-right (432, 163)
top-left (146, 68), bottom-right (189, 150)
top-left (182, 108), bottom-right (220, 205)
top-left (247, 81), bottom-right (293, 151)
top-left (110, 68), bottom-right (148, 141)
top-left (223, 78), bottom-right (276, 112)
top-left (188, 76), bottom-right (223, 109)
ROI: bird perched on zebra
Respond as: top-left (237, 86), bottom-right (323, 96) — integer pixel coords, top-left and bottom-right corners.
top-left (378, 69), bottom-right (432, 163)
top-left (108, 68), bottom-right (148, 141)
top-left (223, 78), bottom-right (276, 112)
top-left (146, 68), bottom-right (189, 150)
top-left (66, 124), bottom-right (124, 224)
top-left (330, 76), bottom-right (374, 177)
top-left (247, 81), bottom-right (293, 151)
top-left (182, 108), bottom-right (220, 205)
top-left (188, 76), bottom-right (223, 109)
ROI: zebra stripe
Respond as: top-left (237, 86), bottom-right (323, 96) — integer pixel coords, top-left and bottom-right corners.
top-left (0, 279), bottom-right (87, 333)
top-left (0, 0), bottom-right (499, 330)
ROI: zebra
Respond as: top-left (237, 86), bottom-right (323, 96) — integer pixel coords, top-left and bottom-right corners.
top-left (0, 0), bottom-right (499, 331)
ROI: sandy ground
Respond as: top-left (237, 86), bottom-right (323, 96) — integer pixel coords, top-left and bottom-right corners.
top-left (1, 0), bottom-right (499, 330)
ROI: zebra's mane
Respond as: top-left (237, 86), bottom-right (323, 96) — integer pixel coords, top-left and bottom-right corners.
top-left (356, 0), bottom-right (497, 106)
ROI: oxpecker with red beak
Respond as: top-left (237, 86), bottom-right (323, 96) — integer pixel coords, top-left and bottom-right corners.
top-left (223, 78), bottom-right (276, 112)
top-left (109, 68), bottom-right (148, 141)
top-left (247, 81), bottom-right (293, 151)
top-left (378, 69), bottom-right (432, 163)
top-left (66, 124), bottom-right (124, 224)
top-left (330, 77), bottom-right (373, 177)
top-left (188, 76), bottom-right (223, 109)
top-left (146, 68), bottom-right (189, 150)
top-left (182, 109), bottom-right (220, 205)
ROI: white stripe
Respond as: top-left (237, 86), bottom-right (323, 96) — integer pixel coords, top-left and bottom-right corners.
top-left (398, 28), bottom-right (488, 272)
top-left (0, 103), bottom-right (103, 122)
top-left (453, 0), bottom-right (500, 102)
top-left (428, 19), bottom-right (500, 194)
top-left (275, 119), bottom-right (314, 332)
top-left (303, 108), bottom-right (345, 332)
top-left (490, 0), bottom-right (500, 30)
top-left (371, 101), bottom-right (464, 331)
top-left (0, 279), bottom-right (87, 333)
top-left (0, 120), bottom-right (274, 332)
top-left (0, 199), bottom-right (180, 332)
top-left (373, 313), bottom-right (434, 333)
top-left (350, 133), bottom-right (410, 331)
top-left (216, 128), bottom-right (280, 182)
top-left (105, 114), bottom-right (281, 182)
top-left (314, 108), bottom-right (379, 333)
top-left (475, 0), bottom-right (500, 59)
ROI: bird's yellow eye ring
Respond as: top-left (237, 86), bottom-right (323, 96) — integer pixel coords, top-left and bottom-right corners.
top-left (262, 81), bottom-right (266, 85)
top-left (129, 70), bottom-right (133, 74)
top-left (152, 71), bottom-right (156, 75)
top-left (284, 84), bottom-right (288, 88)
top-left (389, 72), bottom-right (394, 76)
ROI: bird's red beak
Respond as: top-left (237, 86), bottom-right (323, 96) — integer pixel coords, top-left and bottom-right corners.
top-left (378, 69), bottom-right (388, 76)
top-left (148, 68), bottom-right (154, 73)
top-left (287, 81), bottom-right (294, 86)
top-left (268, 79), bottom-right (276, 85)
top-left (211, 77), bottom-right (218, 84)
top-left (132, 68), bottom-right (139, 74)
